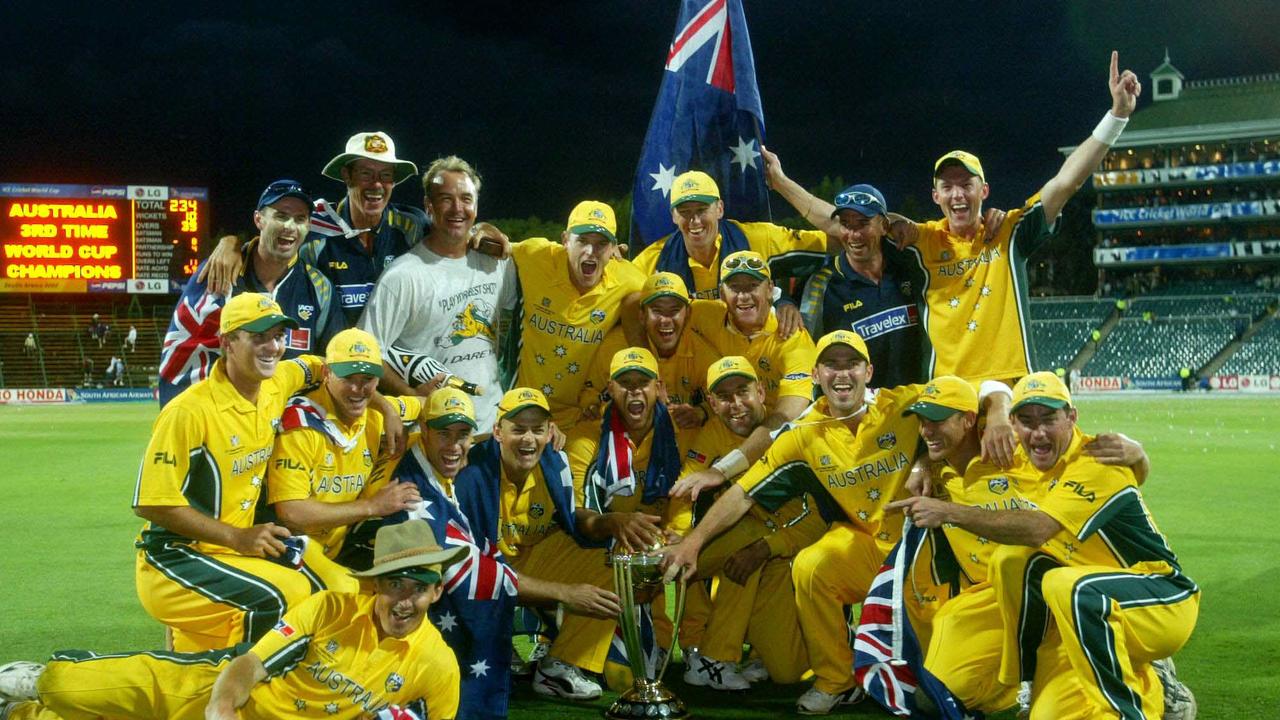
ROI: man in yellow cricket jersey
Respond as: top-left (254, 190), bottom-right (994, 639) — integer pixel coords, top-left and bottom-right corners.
top-left (888, 376), bottom-right (1155, 716)
top-left (665, 330), bottom-right (1008, 714)
top-left (508, 201), bottom-right (645, 431)
top-left (133, 292), bottom-right (328, 653)
top-left (896, 373), bottom-right (1198, 719)
top-left (678, 356), bottom-right (827, 691)
top-left (0, 521), bottom-right (464, 720)
top-left (673, 250), bottom-right (816, 501)
top-left (269, 328), bottom-right (424, 593)
top-left (888, 52), bottom-right (1143, 382)
top-left (581, 272), bottom-right (720, 455)
top-left (632, 170), bottom-right (833, 302)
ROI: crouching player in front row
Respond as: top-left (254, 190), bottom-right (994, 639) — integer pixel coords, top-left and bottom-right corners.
top-left (0, 521), bottom-right (463, 720)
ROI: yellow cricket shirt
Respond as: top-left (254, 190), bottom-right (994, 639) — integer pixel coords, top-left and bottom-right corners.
top-left (565, 421), bottom-right (693, 535)
top-left (683, 417), bottom-right (827, 557)
top-left (511, 237), bottom-right (645, 429)
top-left (687, 300), bottom-right (816, 409)
top-left (134, 356), bottom-right (322, 552)
top-left (498, 463), bottom-right (559, 556)
top-left (269, 390), bottom-right (423, 559)
top-left (735, 388), bottom-right (923, 547)
top-left (1031, 428), bottom-right (1183, 572)
top-left (910, 193), bottom-right (1054, 381)
top-left (935, 455), bottom-right (1041, 585)
top-left (579, 325), bottom-right (719, 456)
top-left (632, 220), bottom-right (828, 299)
top-left (245, 591), bottom-right (459, 720)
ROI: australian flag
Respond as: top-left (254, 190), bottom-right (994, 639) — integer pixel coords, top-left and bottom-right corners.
top-left (391, 447), bottom-right (518, 720)
top-left (630, 0), bottom-right (771, 249)
top-left (853, 520), bottom-right (979, 719)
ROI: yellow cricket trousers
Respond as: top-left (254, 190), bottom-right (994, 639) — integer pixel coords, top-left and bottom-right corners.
top-left (924, 582), bottom-right (1017, 713)
top-left (135, 544), bottom-right (313, 653)
top-left (508, 531), bottom-right (615, 673)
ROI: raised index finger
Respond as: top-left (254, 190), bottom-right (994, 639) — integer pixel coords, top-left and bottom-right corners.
top-left (1109, 50), bottom-right (1119, 83)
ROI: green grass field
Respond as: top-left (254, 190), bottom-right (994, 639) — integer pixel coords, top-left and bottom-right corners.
top-left (1, 397), bottom-right (1278, 718)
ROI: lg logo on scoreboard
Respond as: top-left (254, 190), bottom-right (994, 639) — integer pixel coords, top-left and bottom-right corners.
top-left (127, 185), bottom-right (169, 200)
top-left (127, 278), bottom-right (167, 294)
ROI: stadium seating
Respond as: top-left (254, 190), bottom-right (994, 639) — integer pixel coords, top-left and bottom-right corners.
top-left (1219, 317), bottom-right (1280, 375)
top-left (1031, 319), bottom-right (1094, 372)
top-left (1028, 298), bottom-right (1115, 321)
top-left (1084, 317), bottom-right (1246, 377)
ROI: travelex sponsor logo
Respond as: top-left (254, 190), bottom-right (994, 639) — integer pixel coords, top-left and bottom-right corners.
top-left (305, 660), bottom-right (392, 714)
top-left (825, 451), bottom-right (909, 488)
top-left (783, 372), bottom-right (809, 381)
top-left (935, 247), bottom-right (1002, 277)
top-left (988, 476), bottom-right (1009, 494)
top-left (851, 304), bottom-right (918, 340)
top-left (338, 283), bottom-right (375, 308)
top-left (528, 312), bottom-right (604, 344)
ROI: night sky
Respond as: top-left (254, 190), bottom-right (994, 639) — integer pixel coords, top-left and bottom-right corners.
top-left (3, 1), bottom-right (1276, 238)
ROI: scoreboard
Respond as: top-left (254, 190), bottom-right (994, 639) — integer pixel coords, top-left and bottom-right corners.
top-left (0, 183), bottom-right (207, 294)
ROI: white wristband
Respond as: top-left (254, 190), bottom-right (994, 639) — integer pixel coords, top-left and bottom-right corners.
top-left (1091, 112), bottom-right (1128, 146)
top-left (978, 380), bottom-right (1014, 403)
top-left (711, 449), bottom-right (750, 479)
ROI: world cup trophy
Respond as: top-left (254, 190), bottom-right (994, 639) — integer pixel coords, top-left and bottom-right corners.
top-left (605, 550), bottom-right (690, 720)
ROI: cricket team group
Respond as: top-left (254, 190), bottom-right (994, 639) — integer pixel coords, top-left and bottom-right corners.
top-left (0, 53), bottom-right (1200, 720)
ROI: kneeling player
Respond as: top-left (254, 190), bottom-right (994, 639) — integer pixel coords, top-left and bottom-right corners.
top-left (0, 521), bottom-right (463, 720)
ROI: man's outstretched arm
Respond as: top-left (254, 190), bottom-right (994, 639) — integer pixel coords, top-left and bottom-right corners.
top-left (1040, 50), bottom-right (1141, 222)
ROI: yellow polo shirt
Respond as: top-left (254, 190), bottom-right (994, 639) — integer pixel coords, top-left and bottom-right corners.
top-left (687, 300), bottom-right (816, 409)
top-left (910, 194), bottom-right (1054, 381)
top-left (633, 220), bottom-right (828, 299)
top-left (134, 356), bottom-right (322, 553)
top-left (683, 417), bottom-right (827, 557)
top-left (246, 591), bottom-right (459, 720)
top-left (268, 390), bottom-right (423, 559)
top-left (498, 464), bottom-right (559, 556)
top-left (736, 388), bottom-right (923, 548)
top-left (511, 237), bottom-right (645, 429)
top-left (935, 454), bottom-right (1041, 585)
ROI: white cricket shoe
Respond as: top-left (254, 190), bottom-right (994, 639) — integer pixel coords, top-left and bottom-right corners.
top-left (1153, 658), bottom-right (1197, 720)
top-left (681, 648), bottom-right (750, 690)
top-left (795, 685), bottom-right (865, 715)
top-left (740, 657), bottom-right (769, 683)
top-left (0, 661), bottom-right (43, 701)
top-left (533, 657), bottom-right (602, 700)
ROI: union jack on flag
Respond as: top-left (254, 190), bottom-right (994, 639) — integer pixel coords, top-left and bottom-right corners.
top-left (853, 520), bottom-right (979, 719)
top-left (630, 0), bottom-right (771, 249)
top-left (310, 198), bottom-right (366, 238)
top-left (441, 517), bottom-right (518, 601)
top-left (157, 286), bottom-right (224, 406)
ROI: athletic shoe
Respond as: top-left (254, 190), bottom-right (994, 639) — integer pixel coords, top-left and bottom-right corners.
top-left (0, 661), bottom-right (43, 701)
top-left (533, 657), bottom-right (602, 700)
top-left (740, 657), bottom-right (769, 683)
top-left (1153, 658), bottom-right (1197, 720)
top-left (795, 685), bottom-right (865, 715)
top-left (511, 640), bottom-right (550, 678)
top-left (681, 648), bottom-right (750, 690)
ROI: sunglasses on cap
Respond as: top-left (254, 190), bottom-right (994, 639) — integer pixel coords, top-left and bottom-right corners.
top-left (723, 255), bottom-right (766, 272)
top-left (266, 180), bottom-right (305, 194)
top-left (834, 191), bottom-right (885, 212)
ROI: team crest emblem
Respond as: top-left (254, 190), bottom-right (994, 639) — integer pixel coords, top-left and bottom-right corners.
top-left (1025, 379), bottom-right (1045, 390)
top-left (988, 477), bottom-right (1009, 494)
top-left (541, 297), bottom-right (552, 307)
top-left (758, 357), bottom-right (771, 371)
top-left (324, 452), bottom-right (334, 465)
top-left (901, 281), bottom-right (913, 295)
top-left (680, 177), bottom-right (698, 190)
top-left (384, 256), bottom-right (394, 268)
top-left (590, 309), bottom-right (607, 324)
top-left (941, 250), bottom-right (952, 261)
top-left (271, 418), bottom-right (283, 433)
top-left (877, 432), bottom-right (896, 450)
top-left (362, 449), bottom-right (373, 466)
top-left (230, 435), bottom-right (240, 447)
top-left (820, 455), bottom-right (831, 467)
top-left (351, 341), bottom-right (369, 354)
top-left (296, 304), bottom-right (314, 321)
top-left (530, 502), bottom-right (545, 519)
top-left (385, 672), bottom-right (404, 692)
top-left (325, 640), bottom-right (339, 654)
top-left (922, 383), bottom-right (941, 397)
top-left (257, 297), bottom-right (273, 310)
top-left (364, 134), bottom-right (389, 154)
top-left (590, 208), bottom-right (606, 220)
top-left (445, 396), bottom-right (464, 409)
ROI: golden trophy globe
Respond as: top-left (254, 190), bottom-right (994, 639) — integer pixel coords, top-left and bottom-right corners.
top-left (605, 550), bottom-right (690, 719)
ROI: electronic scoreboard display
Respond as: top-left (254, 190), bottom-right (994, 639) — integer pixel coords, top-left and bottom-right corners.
top-left (0, 183), bottom-right (207, 294)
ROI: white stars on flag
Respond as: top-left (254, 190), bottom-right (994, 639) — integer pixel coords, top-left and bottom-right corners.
top-left (649, 164), bottom-right (676, 197)
top-left (729, 136), bottom-right (761, 172)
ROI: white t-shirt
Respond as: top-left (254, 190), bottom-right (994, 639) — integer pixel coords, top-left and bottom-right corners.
top-left (359, 242), bottom-right (516, 432)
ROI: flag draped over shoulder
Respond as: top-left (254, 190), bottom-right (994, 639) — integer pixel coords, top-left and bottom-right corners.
top-left (853, 520), bottom-right (980, 720)
top-left (630, 0), bottom-right (770, 250)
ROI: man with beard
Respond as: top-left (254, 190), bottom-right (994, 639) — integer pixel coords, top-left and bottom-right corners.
top-left (360, 155), bottom-right (516, 432)
top-left (158, 180), bottom-right (343, 406)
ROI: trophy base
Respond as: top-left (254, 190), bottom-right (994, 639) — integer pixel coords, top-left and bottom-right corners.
top-left (605, 680), bottom-right (689, 719)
